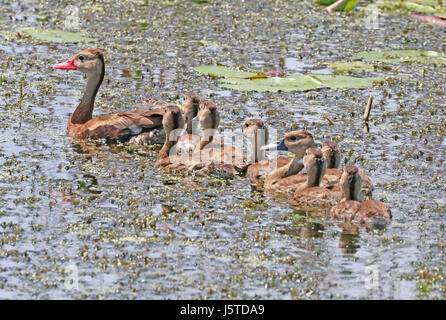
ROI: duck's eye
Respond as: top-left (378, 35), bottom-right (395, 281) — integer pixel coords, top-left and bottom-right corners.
top-left (289, 136), bottom-right (297, 141)
top-left (244, 123), bottom-right (249, 127)
top-left (78, 55), bottom-right (85, 62)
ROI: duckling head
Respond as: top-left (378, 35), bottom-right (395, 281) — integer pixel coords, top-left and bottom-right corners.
top-left (198, 101), bottom-right (220, 131)
top-left (182, 93), bottom-right (200, 134)
top-left (163, 104), bottom-right (185, 142)
top-left (242, 119), bottom-right (269, 143)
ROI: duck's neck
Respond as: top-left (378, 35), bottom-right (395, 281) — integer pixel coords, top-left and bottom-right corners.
top-left (70, 64), bottom-right (104, 125)
top-left (265, 156), bottom-right (303, 185)
top-left (344, 176), bottom-right (362, 201)
top-left (156, 140), bottom-right (176, 162)
top-left (186, 121), bottom-right (193, 135)
top-left (249, 132), bottom-right (267, 163)
top-left (306, 160), bottom-right (325, 188)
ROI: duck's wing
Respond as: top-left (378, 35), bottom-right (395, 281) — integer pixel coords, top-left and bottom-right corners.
top-left (76, 108), bottom-right (165, 140)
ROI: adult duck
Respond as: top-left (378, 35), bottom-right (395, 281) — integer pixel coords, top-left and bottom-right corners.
top-left (53, 48), bottom-right (168, 143)
top-left (330, 166), bottom-right (391, 228)
top-left (263, 130), bottom-right (316, 196)
top-left (243, 119), bottom-right (291, 187)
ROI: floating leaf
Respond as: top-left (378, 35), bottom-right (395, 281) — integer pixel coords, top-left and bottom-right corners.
top-left (193, 65), bottom-right (257, 78)
top-left (327, 61), bottom-right (375, 73)
top-left (318, 0), bottom-right (359, 12)
top-left (19, 27), bottom-right (95, 43)
top-left (195, 65), bottom-right (383, 92)
top-left (352, 49), bottom-right (446, 65)
top-left (219, 74), bottom-right (383, 92)
top-left (219, 76), bottom-right (322, 92)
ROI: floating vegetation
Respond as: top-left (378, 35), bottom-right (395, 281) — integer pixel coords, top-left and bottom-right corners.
top-left (352, 49), bottom-right (446, 65)
top-left (194, 65), bottom-right (384, 92)
top-left (317, 0), bottom-right (359, 12)
top-left (13, 28), bottom-right (95, 43)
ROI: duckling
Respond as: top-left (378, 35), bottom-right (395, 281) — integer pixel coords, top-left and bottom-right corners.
top-left (288, 148), bottom-right (343, 211)
top-left (263, 130), bottom-right (316, 196)
top-left (155, 103), bottom-right (245, 177)
top-left (330, 166), bottom-right (391, 228)
top-left (182, 93), bottom-right (200, 134)
top-left (130, 93), bottom-right (198, 145)
top-left (243, 119), bottom-right (291, 187)
top-left (176, 101), bottom-right (225, 155)
top-left (193, 103), bottom-right (246, 177)
top-left (154, 105), bottom-right (188, 172)
top-left (320, 141), bottom-right (374, 195)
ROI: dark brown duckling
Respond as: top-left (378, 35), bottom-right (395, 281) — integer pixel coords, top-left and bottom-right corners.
top-left (320, 141), bottom-right (374, 196)
top-left (243, 119), bottom-right (292, 187)
top-left (288, 148), bottom-right (343, 211)
top-left (330, 166), bottom-right (391, 228)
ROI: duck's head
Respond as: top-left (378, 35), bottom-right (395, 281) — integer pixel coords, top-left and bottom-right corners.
top-left (322, 140), bottom-right (341, 169)
top-left (242, 119), bottom-right (269, 143)
top-left (198, 101), bottom-right (220, 131)
top-left (163, 105), bottom-right (185, 141)
top-left (303, 148), bottom-right (327, 186)
top-left (53, 48), bottom-right (104, 78)
top-left (262, 130), bottom-right (316, 159)
top-left (182, 93), bottom-right (200, 133)
top-left (340, 165), bottom-right (363, 201)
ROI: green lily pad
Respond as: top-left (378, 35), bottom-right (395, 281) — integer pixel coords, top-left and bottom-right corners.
top-left (327, 61), bottom-right (375, 73)
top-left (352, 49), bottom-right (446, 65)
top-left (219, 76), bottom-right (322, 92)
top-left (317, 0), bottom-right (359, 12)
top-left (376, 0), bottom-right (446, 16)
top-left (195, 65), bottom-right (384, 92)
top-left (193, 65), bottom-right (257, 78)
top-left (19, 28), bottom-right (95, 43)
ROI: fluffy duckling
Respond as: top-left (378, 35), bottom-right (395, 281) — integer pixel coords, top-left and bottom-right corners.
top-left (176, 101), bottom-right (225, 155)
top-left (182, 93), bottom-right (200, 134)
top-left (263, 131), bottom-right (316, 196)
top-left (193, 103), bottom-right (246, 177)
top-left (156, 103), bottom-right (245, 177)
top-left (130, 93), bottom-right (198, 145)
top-left (330, 166), bottom-right (391, 228)
top-left (288, 148), bottom-right (343, 211)
top-left (320, 141), bottom-right (374, 195)
top-left (243, 119), bottom-right (292, 187)
top-left (154, 105), bottom-right (188, 172)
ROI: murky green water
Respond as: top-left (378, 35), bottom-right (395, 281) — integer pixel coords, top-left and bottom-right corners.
top-left (0, 0), bottom-right (445, 299)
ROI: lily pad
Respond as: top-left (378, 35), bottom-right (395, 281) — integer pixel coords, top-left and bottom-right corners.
top-left (219, 74), bottom-right (383, 92)
top-left (193, 65), bottom-right (257, 78)
top-left (318, 0), bottom-right (359, 12)
top-left (219, 76), bottom-right (322, 92)
top-left (19, 28), bottom-right (95, 43)
top-left (352, 49), bottom-right (446, 65)
top-left (195, 65), bottom-right (384, 92)
top-left (376, 0), bottom-right (446, 17)
top-left (327, 61), bottom-right (375, 73)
